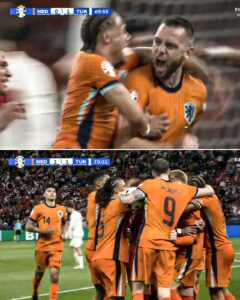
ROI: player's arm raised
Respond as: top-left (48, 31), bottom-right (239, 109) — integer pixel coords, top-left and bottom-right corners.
top-left (195, 185), bottom-right (214, 198)
top-left (119, 188), bottom-right (145, 205)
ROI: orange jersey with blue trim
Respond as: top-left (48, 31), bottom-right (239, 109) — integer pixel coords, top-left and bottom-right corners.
top-left (86, 191), bottom-right (98, 250)
top-left (137, 179), bottom-right (198, 250)
top-left (93, 198), bottom-right (131, 263)
top-left (199, 194), bottom-right (231, 249)
top-left (29, 202), bottom-right (67, 252)
top-left (124, 64), bottom-right (207, 146)
top-left (53, 50), bottom-right (139, 149)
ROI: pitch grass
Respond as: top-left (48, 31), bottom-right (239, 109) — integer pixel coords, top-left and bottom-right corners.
top-left (0, 239), bottom-right (240, 300)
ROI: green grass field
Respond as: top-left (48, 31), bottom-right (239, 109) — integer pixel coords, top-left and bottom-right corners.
top-left (0, 239), bottom-right (240, 300)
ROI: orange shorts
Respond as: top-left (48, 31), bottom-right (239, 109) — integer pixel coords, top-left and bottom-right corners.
top-left (174, 256), bottom-right (203, 287)
top-left (92, 259), bottom-right (127, 298)
top-left (133, 246), bottom-right (176, 287)
top-left (85, 247), bottom-right (100, 285)
top-left (35, 251), bottom-right (62, 272)
top-left (205, 244), bottom-right (235, 288)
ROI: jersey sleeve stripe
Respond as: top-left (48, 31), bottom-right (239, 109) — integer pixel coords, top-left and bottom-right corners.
top-left (99, 80), bottom-right (120, 96)
top-left (77, 88), bottom-right (98, 125)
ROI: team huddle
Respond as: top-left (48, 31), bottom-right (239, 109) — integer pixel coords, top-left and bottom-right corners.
top-left (26, 158), bottom-right (236, 300)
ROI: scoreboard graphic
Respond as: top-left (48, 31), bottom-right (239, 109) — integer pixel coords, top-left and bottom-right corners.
top-left (11, 5), bottom-right (112, 17)
top-left (9, 157), bottom-right (111, 168)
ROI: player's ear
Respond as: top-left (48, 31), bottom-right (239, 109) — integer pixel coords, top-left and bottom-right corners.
top-left (100, 30), bottom-right (111, 45)
top-left (185, 47), bottom-right (194, 59)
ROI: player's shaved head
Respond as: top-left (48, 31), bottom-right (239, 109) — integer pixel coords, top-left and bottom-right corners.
top-left (169, 169), bottom-right (188, 184)
top-left (152, 158), bottom-right (170, 176)
top-left (188, 175), bottom-right (206, 188)
top-left (87, 172), bottom-right (110, 191)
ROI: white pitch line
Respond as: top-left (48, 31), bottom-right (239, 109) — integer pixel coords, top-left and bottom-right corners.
top-left (10, 263), bottom-right (240, 300)
top-left (234, 259), bottom-right (240, 262)
top-left (235, 252), bottom-right (240, 255)
top-left (231, 264), bottom-right (240, 269)
top-left (11, 286), bottom-right (94, 300)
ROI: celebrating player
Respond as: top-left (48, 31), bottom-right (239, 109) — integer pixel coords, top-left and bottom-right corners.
top-left (66, 207), bottom-right (84, 269)
top-left (169, 170), bottom-right (205, 300)
top-left (114, 17), bottom-right (207, 149)
top-left (119, 158), bottom-right (214, 300)
top-left (85, 172), bottom-right (110, 299)
top-left (25, 187), bottom-right (67, 300)
top-left (92, 177), bottom-right (131, 299)
top-left (185, 176), bottom-right (236, 300)
top-left (53, 12), bottom-right (170, 149)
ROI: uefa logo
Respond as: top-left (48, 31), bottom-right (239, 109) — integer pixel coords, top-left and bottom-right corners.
top-left (16, 5), bottom-right (26, 18)
top-left (15, 156), bottom-right (25, 168)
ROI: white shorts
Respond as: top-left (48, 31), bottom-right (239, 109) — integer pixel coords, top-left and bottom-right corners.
top-left (69, 237), bottom-right (83, 248)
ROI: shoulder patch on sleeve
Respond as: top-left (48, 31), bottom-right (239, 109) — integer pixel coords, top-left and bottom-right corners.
top-left (129, 90), bottom-right (138, 102)
top-left (101, 61), bottom-right (116, 77)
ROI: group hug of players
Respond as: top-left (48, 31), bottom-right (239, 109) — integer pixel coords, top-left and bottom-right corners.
top-left (85, 158), bottom-right (236, 300)
top-left (26, 158), bottom-right (236, 300)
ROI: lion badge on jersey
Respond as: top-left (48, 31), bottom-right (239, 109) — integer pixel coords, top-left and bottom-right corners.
top-left (58, 211), bottom-right (63, 219)
top-left (184, 102), bottom-right (196, 125)
top-left (101, 61), bottom-right (116, 77)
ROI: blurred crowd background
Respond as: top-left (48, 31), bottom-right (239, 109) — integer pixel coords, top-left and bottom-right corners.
top-left (0, 0), bottom-right (240, 148)
top-left (0, 150), bottom-right (239, 229)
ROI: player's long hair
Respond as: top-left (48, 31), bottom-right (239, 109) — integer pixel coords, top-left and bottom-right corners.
top-left (188, 175), bottom-right (206, 188)
top-left (96, 177), bottom-right (121, 208)
top-left (81, 13), bottom-right (117, 52)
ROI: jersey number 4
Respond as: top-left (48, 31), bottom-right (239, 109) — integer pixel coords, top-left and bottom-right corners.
top-left (163, 197), bottom-right (176, 227)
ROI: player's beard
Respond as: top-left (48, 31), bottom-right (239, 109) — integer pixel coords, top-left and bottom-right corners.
top-left (153, 55), bottom-right (184, 81)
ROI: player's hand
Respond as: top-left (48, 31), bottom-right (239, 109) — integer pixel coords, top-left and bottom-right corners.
top-left (195, 219), bottom-right (205, 231)
top-left (181, 134), bottom-right (199, 149)
top-left (181, 226), bottom-right (197, 236)
top-left (143, 113), bottom-right (170, 139)
top-left (170, 229), bottom-right (177, 241)
top-left (39, 228), bottom-right (54, 236)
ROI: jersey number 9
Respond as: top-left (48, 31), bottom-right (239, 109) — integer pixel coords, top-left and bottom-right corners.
top-left (163, 197), bottom-right (176, 227)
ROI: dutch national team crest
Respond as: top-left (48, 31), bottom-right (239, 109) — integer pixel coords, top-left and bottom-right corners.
top-left (184, 102), bottom-right (196, 125)
top-left (58, 211), bottom-right (63, 218)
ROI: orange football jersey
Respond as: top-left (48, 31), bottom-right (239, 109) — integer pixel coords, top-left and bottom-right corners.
top-left (86, 191), bottom-right (97, 250)
top-left (93, 198), bottom-right (131, 263)
top-left (124, 64), bottom-right (207, 146)
top-left (29, 203), bottom-right (67, 252)
top-left (199, 194), bottom-right (232, 248)
top-left (137, 178), bottom-right (197, 250)
top-left (53, 49), bottom-right (139, 149)
top-left (177, 211), bottom-right (204, 260)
